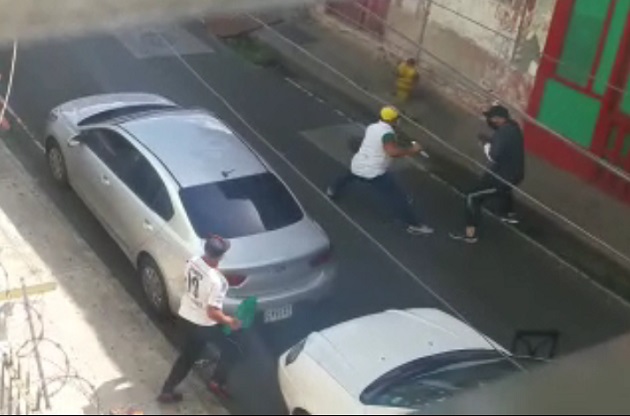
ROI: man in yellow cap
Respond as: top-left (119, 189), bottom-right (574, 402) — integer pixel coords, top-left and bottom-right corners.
top-left (326, 106), bottom-right (433, 235)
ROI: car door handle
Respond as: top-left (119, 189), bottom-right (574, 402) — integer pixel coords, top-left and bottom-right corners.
top-left (143, 220), bottom-right (154, 231)
top-left (100, 175), bottom-right (110, 186)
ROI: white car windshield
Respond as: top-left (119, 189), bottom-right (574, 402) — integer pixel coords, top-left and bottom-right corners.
top-left (362, 350), bottom-right (542, 410)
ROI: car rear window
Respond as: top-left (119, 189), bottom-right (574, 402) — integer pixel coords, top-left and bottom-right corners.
top-left (77, 104), bottom-right (178, 126)
top-left (179, 173), bottom-right (304, 239)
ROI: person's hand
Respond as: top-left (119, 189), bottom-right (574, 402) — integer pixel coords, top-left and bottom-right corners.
top-left (227, 317), bottom-right (242, 331)
top-left (410, 141), bottom-right (422, 154)
top-left (478, 133), bottom-right (491, 144)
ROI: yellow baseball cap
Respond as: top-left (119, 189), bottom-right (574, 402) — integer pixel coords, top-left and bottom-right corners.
top-left (380, 106), bottom-right (400, 122)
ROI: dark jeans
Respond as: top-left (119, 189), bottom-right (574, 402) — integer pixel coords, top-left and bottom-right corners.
top-left (465, 176), bottom-right (515, 228)
top-left (330, 171), bottom-right (421, 226)
top-left (161, 319), bottom-right (239, 394)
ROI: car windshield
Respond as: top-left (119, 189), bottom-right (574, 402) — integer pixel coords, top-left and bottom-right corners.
top-left (363, 351), bottom-right (542, 410)
top-left (179, 173), bottom-right (304, 239)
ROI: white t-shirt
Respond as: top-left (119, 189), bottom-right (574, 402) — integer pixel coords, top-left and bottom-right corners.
top-left (351, 121), bottom-right (396, 179)
top-left (178, 257), bottom-right (229, 327)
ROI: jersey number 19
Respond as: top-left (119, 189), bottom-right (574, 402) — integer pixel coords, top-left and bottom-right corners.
top-left (187, 269), bottom-right (201, 299)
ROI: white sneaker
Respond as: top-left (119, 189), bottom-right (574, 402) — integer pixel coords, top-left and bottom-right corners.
top-left (500, 213), bottom-right (519, 225)
top-left (449, 232), bottom-right (479, 244)
top-left (407, 225), bottom-right (434, 235)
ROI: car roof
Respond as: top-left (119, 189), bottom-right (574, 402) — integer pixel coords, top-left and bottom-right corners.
top-left (119, 110), bottom-right (267, 188)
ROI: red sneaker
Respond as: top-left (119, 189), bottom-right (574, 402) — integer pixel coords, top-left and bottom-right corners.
top-left (157, 391), bottom-right (183, 404)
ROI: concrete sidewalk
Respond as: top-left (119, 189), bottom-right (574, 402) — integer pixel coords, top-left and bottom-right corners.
top-left (248, 11), bottom-right (630, 297)
top-left (0, 139), bottom-right (226, 414)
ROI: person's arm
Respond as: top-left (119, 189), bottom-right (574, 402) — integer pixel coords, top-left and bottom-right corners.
top-left (382, 133), bottom-right (421, 158)
top-left (205, 277), bottom-right (241, 330)
top-left (488, 130), bottom-right (507, 164)
top-left (207, 307), bottom-right (240, 330)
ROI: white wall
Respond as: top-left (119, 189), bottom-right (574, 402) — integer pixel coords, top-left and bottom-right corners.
top-left (426, 0), bottom-right (521, 59)
top-left (384, 0), bottom-right (557, 110)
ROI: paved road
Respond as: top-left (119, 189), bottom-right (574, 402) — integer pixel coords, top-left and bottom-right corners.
top-left (2, 22), bottom-right (630, 414)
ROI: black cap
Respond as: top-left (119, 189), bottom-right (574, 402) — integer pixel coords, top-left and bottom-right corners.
top-left (204, 235), bottom-right (231, 258)
top-left (483, 105), bottom-right (510, 119)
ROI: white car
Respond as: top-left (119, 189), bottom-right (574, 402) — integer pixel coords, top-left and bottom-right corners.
top-left (278, 308), bottom-right (540, 415)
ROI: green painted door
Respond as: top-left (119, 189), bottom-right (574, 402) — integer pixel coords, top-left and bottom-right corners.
top-left (536, 0), bottom-right (630, 154)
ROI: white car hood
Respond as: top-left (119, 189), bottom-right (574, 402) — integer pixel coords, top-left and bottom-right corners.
top-left (303, 309), bottom-right (504, 398)
top-left (53, 93), bottom-right (176, 125)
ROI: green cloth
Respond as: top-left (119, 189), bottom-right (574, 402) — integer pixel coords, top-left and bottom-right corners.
top-left (222, 296), bottom-right (258, 335)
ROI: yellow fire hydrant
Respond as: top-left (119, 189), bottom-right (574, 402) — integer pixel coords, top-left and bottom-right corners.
top-left (395, 58), bottom-right (419, 103)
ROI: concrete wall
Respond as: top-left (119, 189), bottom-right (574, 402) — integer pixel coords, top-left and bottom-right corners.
top-left (381, 0), bottom-right (557, 112)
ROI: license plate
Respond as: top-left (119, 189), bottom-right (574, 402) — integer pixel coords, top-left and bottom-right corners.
top-left (263, 305), bottom-right (293, 323)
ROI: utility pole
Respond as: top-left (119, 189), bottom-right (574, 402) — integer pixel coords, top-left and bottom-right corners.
top-left (417, 0), bottom-right (433, 62)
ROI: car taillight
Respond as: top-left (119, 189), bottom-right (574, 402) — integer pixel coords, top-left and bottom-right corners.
top-left (310, 247), bottom-right (333, 268)
top-left (225, 274), bottom-right (247, 287)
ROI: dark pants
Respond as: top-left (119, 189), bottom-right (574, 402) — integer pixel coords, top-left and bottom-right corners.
top-left (330, 171), bottom-right (421, 226)
top-left (465, 177), bottom-right (515, 228)
top-left (161, 320), bottom-right (239, 394)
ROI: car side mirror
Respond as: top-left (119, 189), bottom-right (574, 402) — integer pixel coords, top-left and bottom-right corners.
top-left (67, 134), bottom-right (84, 147)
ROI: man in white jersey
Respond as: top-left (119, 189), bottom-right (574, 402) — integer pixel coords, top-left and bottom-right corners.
top-left (158, 235), bottom-right (241, 404)
top-left (327, 106), bottom-right (433, 235)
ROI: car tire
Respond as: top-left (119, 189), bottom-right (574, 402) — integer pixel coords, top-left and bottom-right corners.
top-left (138, 255), bottom-right (172, 319)
top-left (293, 409), bottom-right (310, 416)
top-left (45, 138), bottom-right (69, 187)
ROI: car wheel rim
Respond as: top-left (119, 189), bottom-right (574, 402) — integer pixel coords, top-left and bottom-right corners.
top-left (48, 148), bottom-right (64, 181)
top-left (142, 266), bottom-right (164, 311)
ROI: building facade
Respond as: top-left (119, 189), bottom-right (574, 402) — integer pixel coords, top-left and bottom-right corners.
top-left (526, 0), bottom-right (630, 203)
top-left (324, 0), bottom-right (630, 203)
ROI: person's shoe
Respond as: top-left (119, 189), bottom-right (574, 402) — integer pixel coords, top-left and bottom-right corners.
top-left (208, 381), bottom-right (231, 401)
top-left (157, 391), bottom-right (183, 404)
top-left (500, 213), bottom-right (519, 225)
top-left (407, 224), bottom-right (434, 235)
top-left (449, 232), bottom-right (478, 244)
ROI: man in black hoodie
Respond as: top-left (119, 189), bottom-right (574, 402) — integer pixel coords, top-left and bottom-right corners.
top-left (450, 105), bottom-right (525, 243)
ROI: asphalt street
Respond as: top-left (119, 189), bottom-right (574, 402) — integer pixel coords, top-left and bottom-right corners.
top-left (2, 21), bottom-right (630, 414)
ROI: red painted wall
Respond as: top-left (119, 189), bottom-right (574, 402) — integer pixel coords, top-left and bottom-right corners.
top-left (525, 0), bottom-right (630, 204)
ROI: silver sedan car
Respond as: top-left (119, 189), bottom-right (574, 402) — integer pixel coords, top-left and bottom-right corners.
top-left (45, 93), bottom-right (336, 323)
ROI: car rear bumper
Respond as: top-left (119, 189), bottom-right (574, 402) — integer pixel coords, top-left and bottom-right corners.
top-left (223, 263), bottom-right (336, 314)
